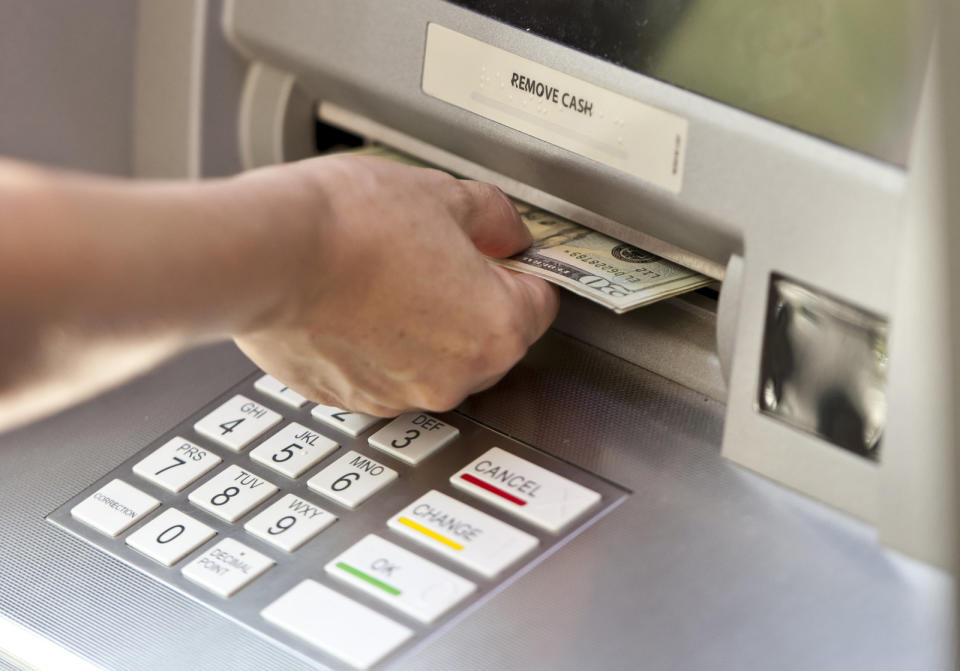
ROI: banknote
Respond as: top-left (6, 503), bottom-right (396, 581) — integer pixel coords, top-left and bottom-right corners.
top-left (497, 201), bottom-right (712, 313)
top-left (340, 144), bottom-right (712, 313)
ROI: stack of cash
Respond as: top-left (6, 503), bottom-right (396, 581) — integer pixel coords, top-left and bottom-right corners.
top-left (342, 145), bottom-right (712, 313)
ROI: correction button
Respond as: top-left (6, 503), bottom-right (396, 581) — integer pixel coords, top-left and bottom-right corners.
top-left (450, 447), bottom-right (601, 533)
top-left (193, 394), bottom-right (282, 452)
top-left (70, 479), bottom-right (160, 537)
top-left (367, 412), bottom-right (459, 465)
top-left (326, 533), bottom-right (476, 624)
top-left (387, 490), bottom-right (539, 579)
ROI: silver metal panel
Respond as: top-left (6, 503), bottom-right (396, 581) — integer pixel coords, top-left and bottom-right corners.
top-left (0, 0), bottom-right (136, 175)
top-left (0, 656), bottom-right (25, 671)
top-left (223, 0), bottom-right (917, 527)
top-left (0, 345), bottom-right (319, 671)
top-left (1, 335), bottom-right (950, 670)
top-left (46, 370), bottom-right (625, 671)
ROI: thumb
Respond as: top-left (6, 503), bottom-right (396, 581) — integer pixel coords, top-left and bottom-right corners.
top-left (494, 265), bottom-right (559, 345)
top-left (455, 181), bottom-right (533, 258)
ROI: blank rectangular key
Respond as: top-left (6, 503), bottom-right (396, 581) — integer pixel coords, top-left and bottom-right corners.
top-left (262, 580), bottom-right (412, 669)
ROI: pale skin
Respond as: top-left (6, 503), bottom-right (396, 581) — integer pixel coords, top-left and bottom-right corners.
top-left (0, 155), bottom-right (558, 432)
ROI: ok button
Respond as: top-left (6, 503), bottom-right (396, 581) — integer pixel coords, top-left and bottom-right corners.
top-left (371, 557), bottom-right (400, 577)
top-left (368, 413), bottom-right (459, 465)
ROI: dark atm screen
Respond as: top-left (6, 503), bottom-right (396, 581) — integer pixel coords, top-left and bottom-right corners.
top-left (447, 0), bottom-right (930, 165)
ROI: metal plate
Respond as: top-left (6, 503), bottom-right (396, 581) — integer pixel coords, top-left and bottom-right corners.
top-left (46, 370), bottom-right (627, 671)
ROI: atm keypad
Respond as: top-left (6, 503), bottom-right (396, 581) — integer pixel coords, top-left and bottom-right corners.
top-left (50, 372), bottom-right (626, 670)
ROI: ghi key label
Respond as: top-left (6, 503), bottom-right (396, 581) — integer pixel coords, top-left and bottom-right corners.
top-left (422, 23), bottom-right (688, 193)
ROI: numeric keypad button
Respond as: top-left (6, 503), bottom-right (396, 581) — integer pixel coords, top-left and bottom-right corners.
top-left (188, 465), bottom-right (278, 522)
top-left (194, 394), bottom-right (282, 452)
top-left (253, 374), bottom-right (308, 408)
top-left (132, 437), bottom-right (221, 492)
top-left (249, 422), bottom-right (338, 479)
top-left (244, 494), bottom-right (336, 552)
top-left (367, 413), bottom-right (459, 465)
top-left (310, 404), bottom-right (381, 438)
top-left (125, 508), bottom-right (216, 566)
top-left (182, 537), bottom-right (274, 598)
top-left (307, 450), bottom-right (397, 509)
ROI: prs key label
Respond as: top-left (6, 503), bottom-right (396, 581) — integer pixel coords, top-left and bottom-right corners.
top-left (422, 23), bottom-right (688, 193)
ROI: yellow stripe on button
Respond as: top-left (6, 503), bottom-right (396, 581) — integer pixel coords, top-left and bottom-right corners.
top-left (397, 517), bottom-right (464, 551)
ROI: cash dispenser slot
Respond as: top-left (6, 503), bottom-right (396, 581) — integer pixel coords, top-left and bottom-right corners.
top-left (227, 6), bottom-right (938, 568)
top-left (305, 102), bottom-right (728, 404)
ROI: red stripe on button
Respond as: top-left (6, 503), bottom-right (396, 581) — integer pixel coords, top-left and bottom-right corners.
top-left (460, 473), bottom-right (527, 506)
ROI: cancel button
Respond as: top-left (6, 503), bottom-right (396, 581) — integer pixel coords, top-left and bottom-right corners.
top-left (471, 460), bottom-right (542, 498)
top-left (451, 447), bottom-right (602, 533)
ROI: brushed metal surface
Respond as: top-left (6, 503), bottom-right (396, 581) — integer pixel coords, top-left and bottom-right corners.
top-left (46, 370), bottom-right (625, 671)
top-left (0, 335), bottom-right (951, 670)
top-left (0, 656), bottom-right (25, 671)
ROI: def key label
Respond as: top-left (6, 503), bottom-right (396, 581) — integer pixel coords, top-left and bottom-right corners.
top-left (422, 23), bottom-right (688, 193)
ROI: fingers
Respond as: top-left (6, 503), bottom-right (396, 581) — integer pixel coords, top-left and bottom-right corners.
top-left (496, 265), bottom-right (559, 345)
top-left (452, 181), bottom-right (532, 258)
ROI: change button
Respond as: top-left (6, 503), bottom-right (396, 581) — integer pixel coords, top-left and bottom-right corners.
top-left (387, 490), bottom-right (538, 579)
top-left (450, 447), bottom-right (601, 533)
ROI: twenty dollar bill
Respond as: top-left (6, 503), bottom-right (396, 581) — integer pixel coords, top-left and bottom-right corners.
top-left (341, 144), bottom-right (712, 313)
top-left (497, 201), bottom-right (712, 313)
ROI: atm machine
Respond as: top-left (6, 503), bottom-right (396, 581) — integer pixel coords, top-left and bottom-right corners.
top-left (0, 1), bottom-right (955, 670)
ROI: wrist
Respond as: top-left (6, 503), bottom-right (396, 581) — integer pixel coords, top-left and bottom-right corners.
top-left (218, 161), bottom-right (333, 336)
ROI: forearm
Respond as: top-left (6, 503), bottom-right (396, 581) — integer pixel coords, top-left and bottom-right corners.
top-left (0, 160), bottom-right (317, 430)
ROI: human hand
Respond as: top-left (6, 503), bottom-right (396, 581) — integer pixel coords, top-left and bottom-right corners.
top-left (232, 155), bottom-right (558, 416)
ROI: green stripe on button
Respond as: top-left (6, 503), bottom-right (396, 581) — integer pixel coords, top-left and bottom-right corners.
top-left (335, 562), bottom-right (402, 596)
